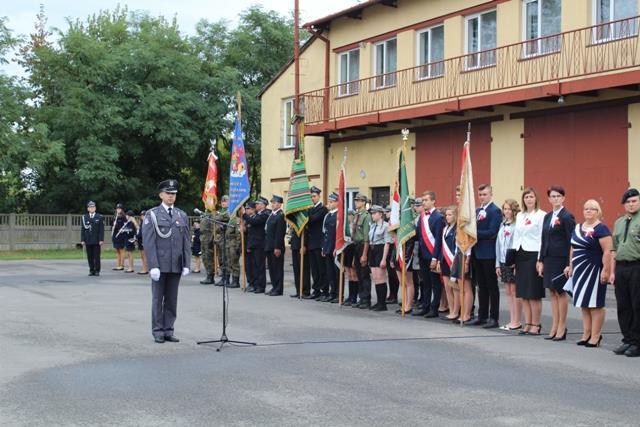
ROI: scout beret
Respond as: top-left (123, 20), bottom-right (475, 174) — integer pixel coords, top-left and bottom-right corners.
top-left (369, 205), bottom-right (385, 214)
top-left (354, 192), bottom-right (368, 202)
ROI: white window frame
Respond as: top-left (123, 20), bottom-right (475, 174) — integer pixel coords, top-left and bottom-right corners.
top-left (464, 9), bottom-right (497, 70)
top-left (346, 189), bottom-right (359, 211)
top-left (337, 48), bottom-right (360, 97)
top-left (282, 98), bottom-right (295, 149)
top-left (521, 0), bottom-right (562, 57)
top-left (415, 24), bottom-right (445, 80)
top-left (373, 37), bottom-right (397, 89)
top-left (592, 0), bottom-right (638, 43)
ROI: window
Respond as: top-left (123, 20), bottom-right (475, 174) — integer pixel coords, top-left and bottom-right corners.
top-left (338, 49), bottom-right (360, 96)
top-left (346, 189), bottom-right (358, 211)
top-left (593, 0), bottom-right (638, 41)
top-left (465, 10), bottom-right (497, 69)
top-left (373, 38), bottom-right (397, 88)
top-left (282, 98), bottom-right (295, 149)
top-left (416, 25), bottom-right (444, 79)
top-left (523, 0), bottom-right (561, 56)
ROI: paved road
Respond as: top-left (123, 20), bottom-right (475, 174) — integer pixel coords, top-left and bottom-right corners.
top-left (1, 259), bottom-right (639, 426)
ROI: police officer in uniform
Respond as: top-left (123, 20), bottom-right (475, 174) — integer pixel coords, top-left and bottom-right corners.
top-left (142, 179), bottom-right (191, 343)
top-left (224, 208), bottom-right (242, 288)
top-left (80, 201), bottom-right (104, 276)
top-left (265, 195), bottom-right (286, 296)
top-left (213, 195), bottom-right (231, 286)
top-left (322, 192), bottom-right (340, 303)
top-left (242, 202), bottom-right (256, 289)
top-left (199, 208), bottom-right (216, 285)
top-left (244, 197), bottom-right (269, 293)
top-left (308, 186), bottom-right (328, 299)
top-left (352, 193), bottom-right (372, 308)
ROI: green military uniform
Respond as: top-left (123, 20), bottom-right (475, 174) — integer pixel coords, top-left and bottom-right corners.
top-left (199, 211), bottom-right (215, 285)
top-left (225, 214), bottom-right (242, 288)
top-left (213, 206), bottom-right (230, 286)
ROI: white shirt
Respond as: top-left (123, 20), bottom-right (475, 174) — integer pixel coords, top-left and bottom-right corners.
top-left (161, 203), bottom-right (174, 214)
top-left (549, 207), bottom-right (563, 229)
top-left (511, 209), bottom-right (546, 252)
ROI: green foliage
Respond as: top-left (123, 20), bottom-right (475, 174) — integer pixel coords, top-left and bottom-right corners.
top-left (3, 5), bottom-right (295, 213)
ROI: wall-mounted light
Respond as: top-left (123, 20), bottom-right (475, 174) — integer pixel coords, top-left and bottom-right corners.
top-left (359, 169), bottom-right (366, 179)
top-left (557, 95), bottom-right (565, 104)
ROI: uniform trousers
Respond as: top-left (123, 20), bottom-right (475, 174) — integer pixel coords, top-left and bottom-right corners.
top-left (85, 244), bottom-right (101, 273)
top-left (354, 243), bottom-right (371, 302)
top-left (325, 255), bottom-right (339, 298)
top-left (614, 261), bottom-right (640, 346)
top-left (267, 249), bottom-right (285, 295)
top-left (151, 272), bottom-right (180, 338)
top-left (309, 248), bottom-right (327, 295)
top-left (418, 256), bottom-right (441, 312)
top-left (244, 249), bottom-right (254, 287)
top-left (472, 256), bottom-right (500, 321)
top-left (292, 248), bottom-right (311, 296)
top-left (249, 249), bottom-right (266, 291)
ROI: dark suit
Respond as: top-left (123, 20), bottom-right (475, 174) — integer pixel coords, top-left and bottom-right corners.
top-left (291, 230), bottom-right (310, 296)
top-left (244, 209), bottom-right (268, 291)
top-left (416, 209), bottom-right (445, 313)
top-left (540, 207), bottom-right (575, 293)
top-left (472, 201), bottom-right (502, 321)
top-left (322, 210), bottom-right (338, 298)
top-left (265, 208), bottom-right (286, 295)
top-left (80, 213), bottom-right (105, 274)
top-left (307, 202), bottom-right (328, 296)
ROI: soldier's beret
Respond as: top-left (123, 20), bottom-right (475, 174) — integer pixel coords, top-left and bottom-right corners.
top-left (354, 192), bottom-right (368, 202)
top-left (158, 179), bottom-right (178, 193)
top-left (271, 195), bottom-right (284, 203)
top-left (328, 192), bottom-right (339, 202)
top-left (256, 196), bottom-right (268, 205)
top-left (621, 188), bottom-right (640, 204)
top-left (310, 186), bottom-right (321, 194)
top-left (87, 201), bottom-right (96, 208)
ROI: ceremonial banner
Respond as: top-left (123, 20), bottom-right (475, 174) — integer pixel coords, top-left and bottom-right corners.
top-left (456, 130), bottom-right (477, 253)
top-left (228, 118), bottom-right (251, 216)
top-left (202, 148), bottom-right (218, 211)
top-left (335, 160), bottom-right (351, 256)
top-left (394, 149), bottom-right (415, 269)
top-left (285, 119), bottom-right (313, 236)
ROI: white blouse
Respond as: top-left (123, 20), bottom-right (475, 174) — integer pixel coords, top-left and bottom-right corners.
top-left (511, 209), bottom-right (546, 253)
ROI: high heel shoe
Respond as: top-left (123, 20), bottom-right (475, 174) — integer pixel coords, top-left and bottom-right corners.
top-left (584, 335), bottom-right (602, 348)
top-left (518, 324), bottom-right (532, 336)
top-left (544, 332), bottom-right (557, 340)
top-left (552, 329), bottom-right (567, 341)
top-left (528, 324), bottom-right (542, 336)
top-left (576, 336), bottom-right (591, 346)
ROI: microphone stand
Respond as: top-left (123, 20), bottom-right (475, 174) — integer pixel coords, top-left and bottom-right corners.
top-left (197, 218), bottom-right (256, 351)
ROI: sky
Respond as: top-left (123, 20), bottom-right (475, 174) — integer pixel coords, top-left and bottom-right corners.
top-left (1, 0), bottom-right (362, 76)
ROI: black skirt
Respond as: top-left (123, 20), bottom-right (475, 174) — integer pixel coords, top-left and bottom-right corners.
top-left (440, 260), bottom-right (452, 277)
top-left (343, 244), bottom-right (355, 268)
top-left (368, 244), bottom-right (385, 268)
top-left (515, 249), bottom-right (545, 299)
top-left (543, 256), bottom-right (568, 294)
top-left (499, 263), bottom-right (516, 284)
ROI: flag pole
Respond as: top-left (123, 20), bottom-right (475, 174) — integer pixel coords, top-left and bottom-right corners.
top-left (401, 242), bottom-right (406, 318)
top-left (338, 253), bottom-right (345, 306)
top-left (459, 122), bottom-right (472, 327)
top-left (299, 232), bottom-right (305, 299)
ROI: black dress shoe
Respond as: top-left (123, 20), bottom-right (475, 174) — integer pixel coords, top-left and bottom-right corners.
top-left (342, 300), bottom-right (352, 306)
top-left (95, 272), bottom-right (100, 276)
top-left (412, 309), bottom-right (428, 316)
top-left (358, 301), bottom-right (371, 309)
top-left (482, 319), bottom-right (499, 329)
top-left (613, 343), bottom-right (631, 355)
top-left (88, 272), bottom-right (95, 276)
top-left (246, 286), bottom-right (255, 292)
top-left (164, 336), bottom-right (179, 343)
top-left (386, 298), bottom-right (398, 304)
top-left (424, 310), bottom-right (439, 318)
top-left (624, 345), bottom-right (640, 357)
top-left (329, 297), bottom-right (339, 303)
top-left (471, 318), bottom-right (488, 326)
top-left (302, 294), bottom-right (315, 299)
top-left (290, 294), bottom-right (300, 298)
top-left (254, 289), bottom-right (265, 294)
top-left (154, 336), bottom-right (165, 343)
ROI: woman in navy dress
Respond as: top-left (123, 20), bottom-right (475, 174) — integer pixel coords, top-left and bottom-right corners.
top-left (111, 204), bottom-right (127, 270)
top-left (565, 199), bottom-right (613, 348)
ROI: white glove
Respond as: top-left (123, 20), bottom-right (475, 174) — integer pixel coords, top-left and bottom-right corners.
top-left (182, 267), bottom-right (190, 277)
top-left (150, 268), bottom-right (161, 281)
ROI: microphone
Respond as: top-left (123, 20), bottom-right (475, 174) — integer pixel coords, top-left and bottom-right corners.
top-left (194, 208), bottom-right (203, 215)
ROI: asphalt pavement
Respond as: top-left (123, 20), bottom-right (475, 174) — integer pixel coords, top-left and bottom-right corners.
top-left (0, 257), bottom-right (639, 426)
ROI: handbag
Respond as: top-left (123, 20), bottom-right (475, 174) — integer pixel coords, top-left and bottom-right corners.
top-left (505, 249), bottom-right (517, 267)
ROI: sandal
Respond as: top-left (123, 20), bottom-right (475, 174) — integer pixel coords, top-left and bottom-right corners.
top-left (508, 324), bottom-right (523, 330)
top-left (528, 324), bottom-right (542, 335)
top-left (112, 266), bottom-right (124, 271)
top-left (518, 323), bottom-right (532, 336)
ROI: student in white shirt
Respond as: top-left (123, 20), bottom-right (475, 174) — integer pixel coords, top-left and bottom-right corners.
top-left (511, 187), bottom-right (546, 335)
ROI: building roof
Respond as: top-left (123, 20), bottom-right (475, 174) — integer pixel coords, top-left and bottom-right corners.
top-left (303, 0), bottom-right (397, 30)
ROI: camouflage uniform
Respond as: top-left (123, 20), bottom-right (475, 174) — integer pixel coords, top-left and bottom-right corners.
top-left (213, 207), bottom-right (230, 286)
top-left (199, 212), bottom-right (215, 285)
top-left (225, 214), bottom-right (242, 288)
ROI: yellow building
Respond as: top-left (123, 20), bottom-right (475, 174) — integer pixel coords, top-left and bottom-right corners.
top-left (260, 0), bottom-right (640, 220)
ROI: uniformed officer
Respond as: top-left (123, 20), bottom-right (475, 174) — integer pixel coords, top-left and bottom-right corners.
top-left (352, 193), bottom-right (372, 308)
top-left (80, 201), bottom-right (105, 276)
top-left (213, 195), bottom-right (231, 286)
top-left (142, 179), bottom-right (191, 343)
top-left (321, 192), bottom-right (339, 303)
top-left (242, 202), bottom-right (256, 289)
top-left (224, 209), bottom-right (242, 288)
top-left (307, 186), bottom-right (328, 299)
top-left (199, 207), bottom-right (215, 285)
top-left (265, 195), bottom-right (286, 296)
top-left (290, 227), bottom-right (311, 298)
top-left (244, 197), bottom-right (269, 293)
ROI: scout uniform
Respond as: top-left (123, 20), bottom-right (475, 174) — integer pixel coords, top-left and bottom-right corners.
top-left (352, 193), bottom-right (372, 308)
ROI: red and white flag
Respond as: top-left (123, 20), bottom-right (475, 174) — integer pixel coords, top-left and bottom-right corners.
top-left (202, 149), bottom-right (218, 211)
